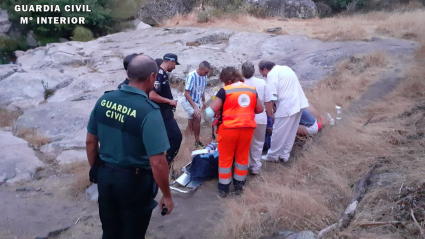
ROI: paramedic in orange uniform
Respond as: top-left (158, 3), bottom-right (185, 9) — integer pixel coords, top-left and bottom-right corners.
top-left (205, 67), bottom-right (264, 197)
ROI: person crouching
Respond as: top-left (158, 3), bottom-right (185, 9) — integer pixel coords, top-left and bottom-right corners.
top-left (205, 67), bottom-right (264, 197)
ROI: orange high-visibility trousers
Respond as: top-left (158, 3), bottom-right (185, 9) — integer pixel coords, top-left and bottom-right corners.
top-left (217, 127), bottom-right (255, 185)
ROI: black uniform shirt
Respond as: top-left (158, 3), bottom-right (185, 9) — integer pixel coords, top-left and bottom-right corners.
top-left (152, 67), bottom-right (173, 111)
top-left (117, 78), bottom-right (129, 89)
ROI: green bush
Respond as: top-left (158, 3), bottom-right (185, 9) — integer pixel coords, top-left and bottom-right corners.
top-left (35, 36), bottom-right (61, 46)
top-left (72, 26), bottom-right (94, 42)
top-left (197, 11), bottom-right (210, 23)
top-left (0, 35), bottom-right (29, 64)
top-left (0, 36), bottom-right (18, 53)
top-left (107, 0), bottom-right (146, 21)
top-left (204, 0), bottom-right (244, 11)
top-left (314, 0), bottom-right (366, 11)
top-left (1, 0), bottom-right (147, 39)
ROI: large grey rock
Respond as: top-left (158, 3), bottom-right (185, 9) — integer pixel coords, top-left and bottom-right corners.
top-left (0, 64), bottom-right (22, 80)
top-left (13, 100), bottom-right (95, 142)
top-left (0, 70), bottom-right (74, 110)
top-left (14, 50), bottom-right (25, 58)
top-left (136, 21), bottom-right (152, 30)
top-left (56, 149), bottom-right (87, 165)
top-left (247, 0), bottom-right (317, 18)
top-left (26, 30), bottom-right (39, 47)
top-left (0, 8), bottom-right (11, 33)
top-left (275, 230), bottom-right (316, 239)
top-left (0, 129), bottom-right (44, 184)
top-left (138, 0), bottom-right (197, 26)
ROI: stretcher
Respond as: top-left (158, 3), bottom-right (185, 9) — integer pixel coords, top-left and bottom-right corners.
top-left (169, 162), bottom-right (205, 193)
top-left (169, 149), bottom-right (210, 194)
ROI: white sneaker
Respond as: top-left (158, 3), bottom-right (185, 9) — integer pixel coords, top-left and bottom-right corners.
top-left (251, 168), bottom-right (261, 175)
top-left (279, 157), bottom-right (289, 163)
top-left (261, 154), bottom-right (279, 163)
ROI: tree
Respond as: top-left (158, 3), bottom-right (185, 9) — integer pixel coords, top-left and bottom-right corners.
top-left (1, 0), bottom-right (113, 39)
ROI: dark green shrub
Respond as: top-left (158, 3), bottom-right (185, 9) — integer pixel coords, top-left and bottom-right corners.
top-left (72, 26), bottom-right (94, 42)
top-left (41, 80), bottom-right (55, 100)
top-left (197, 11), bottom-right (210, 23)
top-left (0, 35), bottom-right (29, 64)
top-left (0, 36), bottom-right (18, 53)
top-left (1, 0), bottom-right (147, 39)
top-left (203, 0), bottom-right (244, 11)
top-left (314, 0), bottom-right (366, 11)
top-left (246, 4), bottom-right (268, 18)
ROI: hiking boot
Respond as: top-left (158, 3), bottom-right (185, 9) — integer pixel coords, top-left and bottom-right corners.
top-left (195, 141), bottom-right (204, 149)
top-left (234, 185), bottom-right (243, 196)
top-left (218, 190), bottom-right (228, 198)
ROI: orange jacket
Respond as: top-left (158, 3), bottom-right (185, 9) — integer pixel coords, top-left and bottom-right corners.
top-left (221, 83), bottom-right (257, 129)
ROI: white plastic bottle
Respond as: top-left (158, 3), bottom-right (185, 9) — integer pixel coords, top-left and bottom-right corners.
top-left (335, 105), bottom-right (342, 120)
top-left (327, 113), bottom-right (335, 126)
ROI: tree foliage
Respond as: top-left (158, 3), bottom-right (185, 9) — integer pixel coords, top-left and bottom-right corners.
top-left (315, 0), bottom-right (366, 11)
top-left (72, 26), bottom-right (94, 42)
top-left (0, 0), bottom-right (145, 39)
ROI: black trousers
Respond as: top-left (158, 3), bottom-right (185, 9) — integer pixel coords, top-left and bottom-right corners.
top-left (163, 117), bottom-right (182, 164)
top-left (97, 164), bottom-right (157, 239)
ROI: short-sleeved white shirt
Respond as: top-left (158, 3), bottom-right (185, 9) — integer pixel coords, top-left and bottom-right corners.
top-left (266, 65), bottom-right (309, 117)
top-left (244, 77), bottom-right (273, 124)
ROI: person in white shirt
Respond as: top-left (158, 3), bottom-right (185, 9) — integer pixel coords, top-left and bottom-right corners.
top-left (258, 60), bottom-right (309, 162)
top-left (182, 61), bottom-right (211, 149)
top-left (241, 62), bottom-right (273, 174)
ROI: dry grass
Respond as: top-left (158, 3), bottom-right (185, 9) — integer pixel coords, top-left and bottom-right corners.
top-left (163, 8), bottom-right (425, 45)
top-left (340, 60), bottom-right (425, 238)
top-left (15, 127), bottom-right (51, 149)
top-left (375, 10), bottom-right (425, 43)
top-left (0, 109), bottom-right (22, 128)
top-left (311, 18), bottom-right (369, 41)
top-left (305, 51), bottom-right (388, 116)
top-left (60, 161), bottom-right (91, 198)
top-left (161, 12), bottom-right (252, 28)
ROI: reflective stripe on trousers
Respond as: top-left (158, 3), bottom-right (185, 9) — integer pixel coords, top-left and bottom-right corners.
top-left (218, 166), bottom-right (232, 184)
top-left (234, 162), bottom-right (248, 181)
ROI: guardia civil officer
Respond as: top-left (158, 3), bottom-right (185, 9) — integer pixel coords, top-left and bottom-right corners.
top-left (86, 55), bottom-right (174, 239)
top-left (149, 53), bottom-right (182, 165)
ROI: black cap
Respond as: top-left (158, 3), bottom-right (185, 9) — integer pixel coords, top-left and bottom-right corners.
top-left (123, 53), bottom-right (139, 70)
top-left (163, 53), bottom-right (180, 65)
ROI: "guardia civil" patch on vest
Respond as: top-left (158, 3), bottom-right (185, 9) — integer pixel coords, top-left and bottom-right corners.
top-left (100, 99), bottom-right (137, 123)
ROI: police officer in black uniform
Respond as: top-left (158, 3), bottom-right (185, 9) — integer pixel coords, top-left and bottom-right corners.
top-left (117, 53), bottom-right (139, 89)
top-left (149, 53), bottom-right (183, 165)
top-left (86, 55), bottom-right (174, 239)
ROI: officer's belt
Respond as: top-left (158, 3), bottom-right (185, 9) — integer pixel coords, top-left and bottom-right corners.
top-left (102, 161), bottom-right (150, 175)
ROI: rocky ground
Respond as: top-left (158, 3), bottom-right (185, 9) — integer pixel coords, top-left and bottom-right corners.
top-left (0, 24), bottom-right (419, 238)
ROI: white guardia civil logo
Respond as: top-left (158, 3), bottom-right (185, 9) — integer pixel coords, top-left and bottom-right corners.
top-left (154, 81), bottom-right (160, 89)
top-left (238, 94), bottom-right (250, 107)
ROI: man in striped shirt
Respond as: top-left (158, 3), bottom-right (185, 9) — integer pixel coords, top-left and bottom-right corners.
top-left (182, 61), bottom-right (211, 149)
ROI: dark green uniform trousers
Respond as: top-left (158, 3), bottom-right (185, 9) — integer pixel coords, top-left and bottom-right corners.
top-left (97, 163), bottom-right (158, 239)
